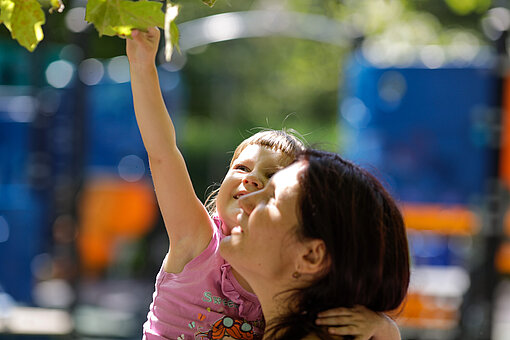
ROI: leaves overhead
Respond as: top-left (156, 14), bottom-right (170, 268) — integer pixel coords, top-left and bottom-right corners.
top-left (444, 0), bottom-right (490, 15)
top-left (2, 0), bottom-right (214, 51)
top-left (0, 0), bottom-right (45, 51)
top-left (85, 0), bottom-right (165, 37)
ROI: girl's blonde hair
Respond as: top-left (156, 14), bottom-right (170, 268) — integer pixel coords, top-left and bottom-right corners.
top-left (205, 129), bottom-right (306, 215)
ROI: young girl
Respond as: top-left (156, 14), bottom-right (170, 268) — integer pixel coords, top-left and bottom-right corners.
top-left (127, 27), bottom-right (402, 340)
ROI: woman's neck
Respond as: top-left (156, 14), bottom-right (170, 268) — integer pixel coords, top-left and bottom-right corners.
top-left (231, 267), bottom-right (310, 340)
top-left (231, 268), bottom-right (297, 338)
top-left (231, 267), bottom-right (254, 293)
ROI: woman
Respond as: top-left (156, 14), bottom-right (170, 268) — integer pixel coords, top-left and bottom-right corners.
top-left (220, 149), bottom-right (410, 339)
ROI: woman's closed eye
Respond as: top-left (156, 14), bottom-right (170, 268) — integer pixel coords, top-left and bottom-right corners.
top-left (266, 172), bottom-right (276, 179)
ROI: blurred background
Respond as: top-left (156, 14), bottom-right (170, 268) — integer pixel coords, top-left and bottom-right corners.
top-left (1, 0), bottom-right (509, 339)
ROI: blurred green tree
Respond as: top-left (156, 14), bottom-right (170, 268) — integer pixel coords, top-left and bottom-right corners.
top-left (0, 0), bottom-right (493, 196)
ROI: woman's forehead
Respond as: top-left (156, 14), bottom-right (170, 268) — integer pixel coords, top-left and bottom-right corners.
top-left (271, 161), bottom-right (306, 192)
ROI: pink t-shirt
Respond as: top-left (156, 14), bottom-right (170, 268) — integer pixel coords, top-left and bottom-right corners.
top-left (142, 216), bottom-right (264, 340)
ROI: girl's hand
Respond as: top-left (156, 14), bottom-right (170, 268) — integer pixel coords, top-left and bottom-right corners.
top-left (126, 27), bottom-right (160, 69)
top-left (315, 305), bottom-right (400, 340)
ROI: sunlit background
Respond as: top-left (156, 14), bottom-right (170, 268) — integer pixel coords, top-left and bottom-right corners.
top-left (1, 0), bottom-right (509, 339)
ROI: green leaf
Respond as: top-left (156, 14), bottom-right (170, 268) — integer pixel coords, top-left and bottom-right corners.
top-left (202, 0), bottom-right (216, 7)
top-left (444, 0), bottom-right (490, 15)
top-left (171, 20), bottom-right (179, 47)
top-left (85, 0), bottom-right (165, 37)
top-left (0, 0), bottom-right (45, 51)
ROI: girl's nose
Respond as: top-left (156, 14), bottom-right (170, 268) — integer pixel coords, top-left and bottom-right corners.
top-left (243, 174), bottom-right (263, 190)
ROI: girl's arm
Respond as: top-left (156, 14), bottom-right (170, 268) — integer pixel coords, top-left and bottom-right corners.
top-left (126, 27), bottom-right (212, 273)
top-left (315, 306), bottom-right (401, 340)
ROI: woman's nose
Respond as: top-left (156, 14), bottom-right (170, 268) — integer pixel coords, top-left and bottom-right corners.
top-left (243, 174), bottom-right (263, 190)
top-left (238, 191), bottom-right (258, 215)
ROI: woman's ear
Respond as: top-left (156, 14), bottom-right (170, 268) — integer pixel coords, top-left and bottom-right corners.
top-left (296, 239), bottom-right (330, 276)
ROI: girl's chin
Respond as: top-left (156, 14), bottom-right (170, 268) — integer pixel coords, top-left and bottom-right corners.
top-left (221, 223), bottom-right (233, 236)
top-left (218, 212), bottom-right (238, 235)
top-left (219, 222), bottom-right (230, 235)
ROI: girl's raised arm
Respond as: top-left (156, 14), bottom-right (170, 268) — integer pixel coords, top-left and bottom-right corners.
top-left (126, 27), bottom-right (212, 272)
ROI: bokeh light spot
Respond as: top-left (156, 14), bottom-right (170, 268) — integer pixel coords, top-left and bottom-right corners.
top-left (341, 97), bottom-right (371, 128)
top-left (118, 155), bottom-right (145, 182)
top-left (378, 71), bottom-right (407, 105)
top-left (107, 56), bottom-right (130, 83)
top-left (46, 60), bottom-right (75, 88)
top-left (420, 45), bottom-right (445, 69)
top-left (0, 216), bottom-right (9, 243)
top-left (65, 7), bottom-right (89, 33)
top-left (79, 58), bottom-right (104, 86)
top-left (7, 96), bottom-right (37, 122)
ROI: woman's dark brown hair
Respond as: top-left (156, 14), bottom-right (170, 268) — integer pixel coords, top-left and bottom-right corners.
top-left (266, 149), bottom-right (410, 340)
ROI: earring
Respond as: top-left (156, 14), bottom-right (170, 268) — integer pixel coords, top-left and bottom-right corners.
top-left (292, 271), bottom-right (301, 279)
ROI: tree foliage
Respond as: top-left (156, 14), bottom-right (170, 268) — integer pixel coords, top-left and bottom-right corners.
top-left (445, 0), bottom-right (491, 15)
top-left (0, 0), bottom-right (46, 51)
top-left (0, 0), bottom-right (494, 199)
top-left (0, 0), bottom-right (214, 52)
top-left (85, 0), bottom-right (165, 37)
top-left (0, 0), bottom-right (491, 53)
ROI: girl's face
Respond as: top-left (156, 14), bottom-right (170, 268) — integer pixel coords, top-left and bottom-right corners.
top-left (216, 144), bottom-right (291, 235)
top-left (219, 161), bottom-right (307, 282)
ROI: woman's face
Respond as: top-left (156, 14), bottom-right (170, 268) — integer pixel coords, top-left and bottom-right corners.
top-left (219, 161), bottom-right (308, 281)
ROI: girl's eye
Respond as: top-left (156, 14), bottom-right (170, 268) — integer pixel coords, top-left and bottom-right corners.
top-left (234, 164), bottom-right (250, 172)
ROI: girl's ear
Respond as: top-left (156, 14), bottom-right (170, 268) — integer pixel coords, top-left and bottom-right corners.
top-left (296, 239), bottom-right (330, 276)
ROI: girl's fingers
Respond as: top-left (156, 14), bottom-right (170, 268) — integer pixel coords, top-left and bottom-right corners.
top-left (146, 26), bottom-right (160, 41)
top-left (131, 28), bottom-right (158, 41)
top-left (352, 305), bottom-right (369, 313)
top-left (317, 307), bottom-right (355, 318)
top-left (147, 26), bottom-right (159, 35)
top-left (131, 29), bottom-right (144, 43)
top-left (316, 315), bottom-right (354, 326)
